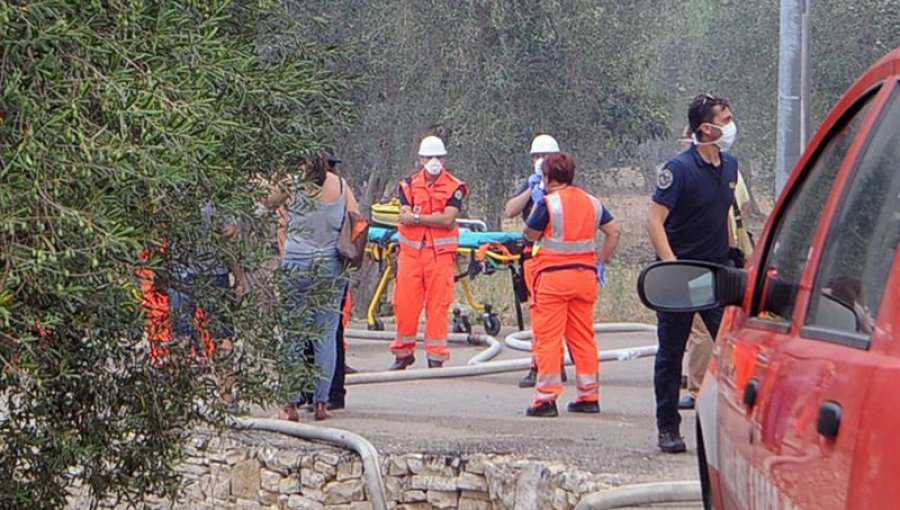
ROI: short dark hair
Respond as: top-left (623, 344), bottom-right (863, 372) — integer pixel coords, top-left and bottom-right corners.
top-left (542, 152), bottom-right (575, 185)
top-left (688, 93), bottom-right (731, 134)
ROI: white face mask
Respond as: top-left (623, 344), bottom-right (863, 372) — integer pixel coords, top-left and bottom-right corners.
top-left (694, 121), bottom-right (737, 151)
top-left (424, 158), bottom-right (443, 175)
top-left (714, 121), bottom-right (737, 150)
top-left (533, 157), bottom-right (544, 175)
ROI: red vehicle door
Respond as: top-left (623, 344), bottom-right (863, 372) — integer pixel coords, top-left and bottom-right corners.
top-left (713, 53), bottom-right (899, 509)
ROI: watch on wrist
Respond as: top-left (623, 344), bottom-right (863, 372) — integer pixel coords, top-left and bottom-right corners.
top-left (414, 213), bottom-right (421, 224)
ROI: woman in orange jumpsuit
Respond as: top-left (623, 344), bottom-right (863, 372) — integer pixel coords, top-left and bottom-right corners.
top-left (522, 152), bottom-right (621, 417)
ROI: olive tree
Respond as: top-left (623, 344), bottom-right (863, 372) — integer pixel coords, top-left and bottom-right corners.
top-left (0, 1), bottom-right (353, 507)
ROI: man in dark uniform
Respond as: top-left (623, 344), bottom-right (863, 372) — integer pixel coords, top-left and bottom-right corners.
top-left (647, 93), bottom-right (739, 453)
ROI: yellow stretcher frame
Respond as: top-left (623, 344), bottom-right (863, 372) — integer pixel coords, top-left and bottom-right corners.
top-left (363, 234), bottom-right (523, 335)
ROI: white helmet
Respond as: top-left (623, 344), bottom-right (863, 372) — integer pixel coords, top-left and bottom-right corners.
top-left (418, 135), bottom-right (447, 157)
top-left (530, 134), bottom-right (559, 155)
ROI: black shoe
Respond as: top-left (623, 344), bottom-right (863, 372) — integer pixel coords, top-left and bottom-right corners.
top-left (427, 359), bottom-right (443, 368)
top-left (389, 355), bottom-right (415, 371)
top-left (525, 401), bottom-right (559, 417)
top-left (566, 400), bottom-right (600, 414)
top-left (518, 368), bottom-right (537, 388)
top-left (678, 394), bottom-right (696, 410)
top-left (658, 430), bottom-right (687, 453)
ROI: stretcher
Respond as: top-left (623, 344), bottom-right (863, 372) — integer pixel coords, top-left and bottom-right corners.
top-left (364, 221), bottom-right (528, 335)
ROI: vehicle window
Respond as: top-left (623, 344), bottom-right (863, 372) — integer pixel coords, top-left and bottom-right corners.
top-left (752, 91), bottom-right (877, 323)
top-left (805, 89), bottom-right (900, 343)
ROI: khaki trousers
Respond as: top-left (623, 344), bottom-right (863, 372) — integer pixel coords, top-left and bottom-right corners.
top-left (685, 316), bottom-right (713, 396)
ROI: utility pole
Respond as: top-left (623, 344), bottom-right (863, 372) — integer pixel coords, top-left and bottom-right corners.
top-left (775, 0), bottom-right (811, 198)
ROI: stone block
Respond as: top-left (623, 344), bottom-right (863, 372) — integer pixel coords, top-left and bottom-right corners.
top-left (231, 460), bottom-right (261, 500)
top-left (258, 489), bottom-right (280, 506)
top-left (461, 490), bottom-right (492, 502)
top-left (175, 463), bottom-right (209, 477)
top-left (337, 460), bottom-right (363, 481)
top-left (286, 495), bottom-right (324, 510)
top-left (406, 456), bottom-right (424, 474)
top-left (317, 452), bottom-right (341, 466)
top-left (304, 488), bottom-right (325, 502)
top-left (401, 490), bottom-right (427, 503)
top-left (212, 478), bottom-right (231, 500)
top-left (398, 504), bottom-right (431, 510)
top-left (235, 498), bottom-right (261, 509)
top-left (409, 475), bottom-right (457, 492)
top-left (324, 480), bottom-right (365, 505)
top-left (226, 450), bottom-right (248, 466)
top-left (260, 468), bottom-right (282, 492)
top-left (457, 472), bottom-right (488, 492)
top-left (465, 456), bottom-right (487, 475)
top-left (387, 457), bottom-right (408, 476)
top-left (384, 475), bottom-right (404, 502)
top-left (459, 497), bottom-right (493, 510)
top-left (427, 490), bottom-right (460, 509)
top-left (279, 474), bottom-right (302, 494)
top-left (301, 468), bottom-right (326, 489)
top-left (313, 461), bottom-right (336, 479)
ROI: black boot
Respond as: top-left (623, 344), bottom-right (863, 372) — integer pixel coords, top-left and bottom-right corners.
top-left (658, 430), bottom-right (687, 453)
top-left (427, 359), bottom-right (443, 369)
top-left (389, 355), bottom-right (415, 371)
top-left (567, 400), bottom-right (600, 414)
top-left (518, 367), bottom-right (537, 388)
top-left (525, 401), bottom-right (559, 417)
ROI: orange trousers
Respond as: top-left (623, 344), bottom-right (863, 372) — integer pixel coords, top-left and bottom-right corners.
top-left (531, 268), bottom-right (599, 404)
top-left (390, 249), bottom-right (455, 361)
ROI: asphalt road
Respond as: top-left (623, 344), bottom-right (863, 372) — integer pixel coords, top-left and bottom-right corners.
top-left (256, 325), bottom-right (700, 490)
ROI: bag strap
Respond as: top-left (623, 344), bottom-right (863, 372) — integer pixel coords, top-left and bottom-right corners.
top-left (731, 195), bottom-right (755, 249)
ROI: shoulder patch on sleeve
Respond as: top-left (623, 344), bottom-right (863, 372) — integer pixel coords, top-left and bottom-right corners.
top-left (453, 188), bottom-right (463, 200)
top-left (656, 167), bottom-right (674, 190)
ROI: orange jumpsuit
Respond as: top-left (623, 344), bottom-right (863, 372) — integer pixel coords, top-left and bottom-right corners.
top-left (530, 187), bottom-right (604, 405)
top-left (389, 169), bottom-right (467, 362)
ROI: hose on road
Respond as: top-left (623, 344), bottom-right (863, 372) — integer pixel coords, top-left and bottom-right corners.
top-left (574, 481), bottom-right (701, 510)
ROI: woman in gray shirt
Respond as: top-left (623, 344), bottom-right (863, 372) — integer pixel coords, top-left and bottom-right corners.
top-left (264, 154), bottom-right (360, 421)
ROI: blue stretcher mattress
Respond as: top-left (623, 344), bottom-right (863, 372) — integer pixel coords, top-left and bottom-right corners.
top-left (367, 226), bottom-right (522, 248)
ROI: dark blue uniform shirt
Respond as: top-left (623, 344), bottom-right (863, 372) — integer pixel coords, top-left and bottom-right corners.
top-left (652, 145), bottom-right (739, 263)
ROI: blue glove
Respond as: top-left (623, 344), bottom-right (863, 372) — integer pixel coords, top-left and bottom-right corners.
top-left (527, 173), bottom-right (542, 189)
top-left (596, 261), bottom-right (607, 287)
top-left (530, 185), bottom-right (545, 206)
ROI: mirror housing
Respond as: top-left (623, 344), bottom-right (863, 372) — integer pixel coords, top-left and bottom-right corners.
top-left (637, 260), bottom-right (747, 313)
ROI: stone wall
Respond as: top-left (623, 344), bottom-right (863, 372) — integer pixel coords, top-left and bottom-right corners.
top-left (69, 430), bottom-right (611, 510)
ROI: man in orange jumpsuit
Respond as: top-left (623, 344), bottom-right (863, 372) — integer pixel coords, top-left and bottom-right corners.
top-left (389, 135), bottom-right (467, 369)
top-left (522, 152), bottom-right (621, 416)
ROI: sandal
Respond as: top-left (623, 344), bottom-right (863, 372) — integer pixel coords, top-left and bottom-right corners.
top-left (273, 403), bottom-right (300, 422)
top-left (314, 403), bottom-right (332, 421)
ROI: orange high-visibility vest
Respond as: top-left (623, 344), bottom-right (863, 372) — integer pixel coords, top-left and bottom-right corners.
top-left (531, 186), bottom-right (603, 275)
top-left (397, 169), bottom-right (467, 255)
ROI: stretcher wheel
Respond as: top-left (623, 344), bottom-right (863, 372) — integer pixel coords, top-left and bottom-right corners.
top-left (452, 314), bottom-right (472, 334)
top-left (368, 319), bottom-right (385, 331)
top-left (483, 314), bottom-right (501, 336)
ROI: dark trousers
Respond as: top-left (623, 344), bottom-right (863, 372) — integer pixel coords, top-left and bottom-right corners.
top-left (654, 307), bottom-right (723, 433)
top-left (329, 289), bottom-right (348, 407)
